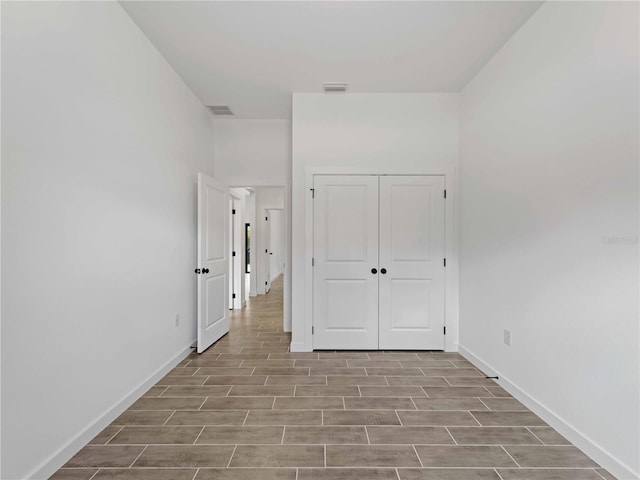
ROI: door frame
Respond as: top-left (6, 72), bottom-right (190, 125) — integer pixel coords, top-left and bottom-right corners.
top-left (229, 184), bottom-right (291, 334)
top-left (302, 166), bottom-right (459, 353)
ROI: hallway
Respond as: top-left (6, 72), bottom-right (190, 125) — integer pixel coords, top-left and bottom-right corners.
top-left (53, 275), bottom-right (612, 480)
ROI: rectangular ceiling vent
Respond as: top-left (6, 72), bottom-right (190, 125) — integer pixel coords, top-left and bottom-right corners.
top-left (322, 82), bottom-right (348, 93)
top-left (209, 105), bottom-right (234, 115)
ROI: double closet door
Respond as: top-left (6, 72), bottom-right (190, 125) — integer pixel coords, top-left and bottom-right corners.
top-left (313, 175), bottom-right (446, 350)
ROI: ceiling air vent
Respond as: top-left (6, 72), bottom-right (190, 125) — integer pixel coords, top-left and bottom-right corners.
top-left (209, 105), bottom-right (234, 115)
top-left (322, 82), bottom-right (348, 93)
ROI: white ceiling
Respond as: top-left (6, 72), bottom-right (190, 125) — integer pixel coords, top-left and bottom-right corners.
top-left (120, 1), bottom-right (543, 119)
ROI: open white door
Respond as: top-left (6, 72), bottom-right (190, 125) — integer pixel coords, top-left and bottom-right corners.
top-left (197, 173), bottom-right (229, 353)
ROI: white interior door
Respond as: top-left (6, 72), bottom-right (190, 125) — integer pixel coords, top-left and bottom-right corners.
top-left (313, 175), bottom-right (379, 349)
top-left (264, 211), bottom-right (271, 293)
top-left (229, 196), bottom-right (242, 310)
top-left (232, 198), bottom-right (243, 309)
top-left (269, 209), bottom-right (284, 279)
top-left (197, 173), bottom-right (229, 353)
top-left (229, 198), bottom-right (235, 309)
top-left (378, 175), bottom-right (446, 349)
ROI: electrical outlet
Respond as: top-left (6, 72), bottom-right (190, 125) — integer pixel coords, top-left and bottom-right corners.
top-left (175, 314), bottom-right (181, 328)
top-left (503, 329), bottom-right (511, 346)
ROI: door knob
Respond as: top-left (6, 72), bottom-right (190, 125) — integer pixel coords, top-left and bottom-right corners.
top-left (380, 268), bottom-right (387, 274)
top-left (202, 268), bottom-right (210, 274)
top-left (371, 268), bottom-right (377, 274)
top-left (194, 268), bottom-right (201, 274)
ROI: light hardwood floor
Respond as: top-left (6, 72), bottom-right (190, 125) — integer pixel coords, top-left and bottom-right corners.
top-left (51, 275), bottom-right (616, 480)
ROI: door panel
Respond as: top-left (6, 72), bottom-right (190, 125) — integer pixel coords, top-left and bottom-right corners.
top-left (197, 173), bottom-right (229, 353)
top-left (378, 176), bottom-right (445, 350)
top-left (390, 279), bottom-right (431, 329)
top-left (390, 185), bottom-right (433, 261)
top-left (325, 185), bottom-right (368, 261)
top-left (313, 175), bottom-right (379, 350)
top-left (206, 188), bottom-right (226, 262)
top-left (206, 274), bottom-right (226, 326)
top-left (326, 279), bottom-right (368, 330)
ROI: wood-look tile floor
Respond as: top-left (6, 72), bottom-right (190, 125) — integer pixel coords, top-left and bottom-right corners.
top-left (52, 276), bottom-right (616, 480)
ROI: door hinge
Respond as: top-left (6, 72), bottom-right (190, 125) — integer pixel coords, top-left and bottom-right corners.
top-left (443, 258), bottom-right (447, 267)
top-left (232, 209), bottom-right (236, 215)
top-left (444, 189), bottom-right (447, 199)
top-left (232, 293), bottom-right (236, 299)
top-left (232, 251), bottom-right (236, 257)
top-left (444, 326), bottom-right (446, 335)
top-left (312, 258), bottom-right (315, 267)
top-left (312, 326), bottom-right (314, 334)
top-left (310, 188), bottom-right (315, 198)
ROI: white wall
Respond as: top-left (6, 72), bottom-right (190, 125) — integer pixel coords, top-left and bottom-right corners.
top-left (291, 94), bottom-right (460, 352)
top-left (459, 3), bottom-right (639, 479)
top-left (213, 119), bottom-right (290, 186)
top-left (254, 187), bottom-right (285, 294)
top-left (1, 3), bottom-right (215, 478)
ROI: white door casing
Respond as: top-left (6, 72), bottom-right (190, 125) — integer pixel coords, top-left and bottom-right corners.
top-left (313, 175), bottom-right (380, 349)
top-left (197, 173), bottom-right (229, 353)
top-left (378, 176), bottom-right (446, 349)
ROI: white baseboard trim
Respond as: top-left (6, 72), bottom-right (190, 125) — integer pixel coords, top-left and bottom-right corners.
top-left (29, 344), bottom-right (194, 480)
top-left (270, 271), bottom-right (283, 282)
top-left (459, 344), bottom-right (639, 480)
top-left (290, 342), bottom-right (311, 352)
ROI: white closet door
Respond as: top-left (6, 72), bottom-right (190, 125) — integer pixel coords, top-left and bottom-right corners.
top-left (378, 175), bottom-right (446, 350)
top-left (313, 175), bottom-right (379, 349)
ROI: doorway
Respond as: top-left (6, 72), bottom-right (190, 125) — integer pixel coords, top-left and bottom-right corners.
top-left (226, 186), bottom-right (288, 331)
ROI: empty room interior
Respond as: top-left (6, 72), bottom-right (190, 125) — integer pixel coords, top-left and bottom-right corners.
top-left (1, 1), bottom-right (638, 480)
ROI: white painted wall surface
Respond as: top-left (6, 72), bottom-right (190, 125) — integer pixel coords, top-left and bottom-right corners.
top-left (213, 119), bottom-right (290, 186)
top-left (254, 188), bottom-right (285, 295)
top-left (459, 3), bottom-right (639, 478)
top-left (1, 3), bottom-right (215, 478)
top-left (269, 209), bottom-right (284, 279)
top-left (291, 94), bottom-right (460, 352)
